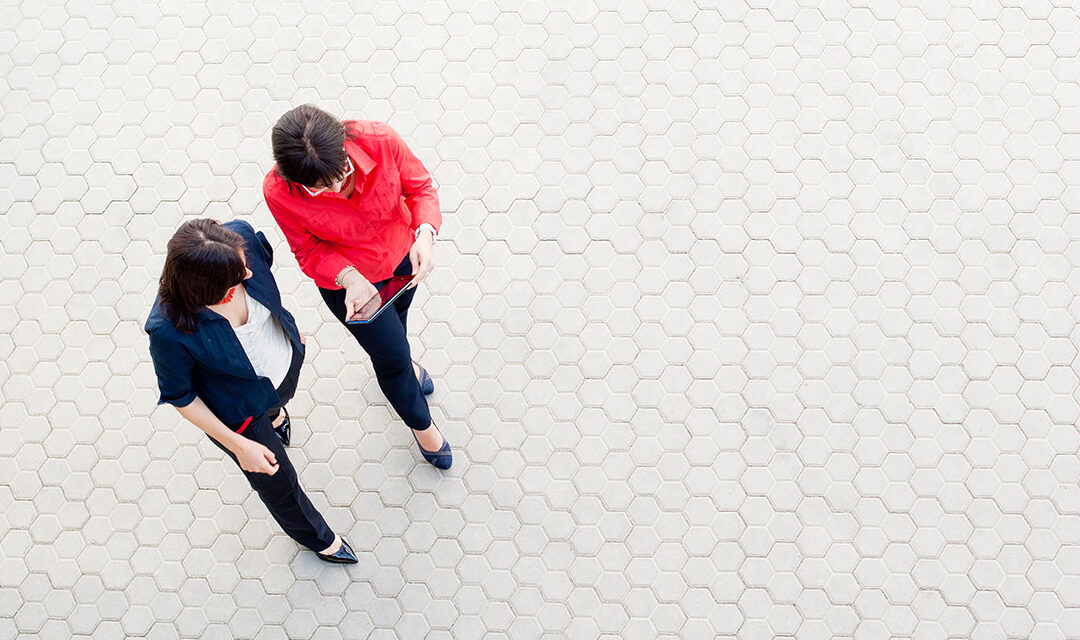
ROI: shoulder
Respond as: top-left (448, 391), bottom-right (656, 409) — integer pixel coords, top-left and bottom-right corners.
top-left (145, 300), bottom-right (177, 337)
top-left (145, 302), bottom-right (202, 362)
top-left (221, 219), bottom-right (273, 266)
top-left (346, 120), bottom-right (405, 161)
top-left (344, 119), bottom-right (393, 141)
top-left (223, 219), bottom-right (261, 254)
top-left (263, 166), bottom-right (285, 194)
top-left (223, 218), bottom-right (256, 240)
top-left (146, 318), bottom-right (196, 367)
top-left (263, 167), bottom-right (291, 203)
top-left (263, 167), bottom-right (304, 217)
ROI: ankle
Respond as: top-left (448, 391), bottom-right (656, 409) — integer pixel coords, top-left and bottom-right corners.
top-left (320, 534), bottom-right (342, 555)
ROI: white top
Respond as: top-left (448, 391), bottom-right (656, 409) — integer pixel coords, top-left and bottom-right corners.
top-left (233, 292), bottom-right (293, 389)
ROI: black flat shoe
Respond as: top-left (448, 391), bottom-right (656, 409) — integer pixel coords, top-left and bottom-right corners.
top-left (273, 407), bottom-right (291, 446)
top-left (412, 422), bottom-right (452, 470)
top-left (317, 538), bottom-right (358, 564)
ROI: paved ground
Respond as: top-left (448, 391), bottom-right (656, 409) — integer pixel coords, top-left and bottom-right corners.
top-left (2, 1), bottom-right (1079, 638)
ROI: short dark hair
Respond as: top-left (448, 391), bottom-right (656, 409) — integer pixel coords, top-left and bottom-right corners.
top-left (271, 104), bottom-right (348, 188)
top-left (158, 219), bottom-right (247, 333)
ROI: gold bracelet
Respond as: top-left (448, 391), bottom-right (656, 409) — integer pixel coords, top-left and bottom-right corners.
top-left (336, 265), bottom-right (357, 288)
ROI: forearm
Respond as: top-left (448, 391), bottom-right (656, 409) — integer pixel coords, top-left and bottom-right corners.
top-left (175, 396), bottom-right (246, 453)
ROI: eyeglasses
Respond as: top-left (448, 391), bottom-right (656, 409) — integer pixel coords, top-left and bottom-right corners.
top-left (302, 156), bottom-right (355, 197)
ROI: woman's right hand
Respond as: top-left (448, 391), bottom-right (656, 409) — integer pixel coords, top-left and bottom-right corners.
top-left (235, 439), bottom-right (279, 475)
top-left (341, 270), bottom-right (379, 321)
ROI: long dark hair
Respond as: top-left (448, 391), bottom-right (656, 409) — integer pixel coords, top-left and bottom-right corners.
top-left (158, 219), bottom-right (247, 333)
top-left (271, 104), bottom-right (351, 188)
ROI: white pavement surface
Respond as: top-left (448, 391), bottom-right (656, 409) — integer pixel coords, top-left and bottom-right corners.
top-left (2, 1), bottom-right (1080, 638)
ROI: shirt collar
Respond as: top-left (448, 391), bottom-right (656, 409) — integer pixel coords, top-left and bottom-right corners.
top-left (197, 306), bottom-right (227, 322)
top-left (346, 140), bottom-right (376, 176)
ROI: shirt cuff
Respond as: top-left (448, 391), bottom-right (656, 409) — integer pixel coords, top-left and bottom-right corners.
top-left (415, 223), bottom-right (437, 241)
top-left (158, 390), bottom-right (197, 409)
top-left (321, 253), bottom-right (355, 290)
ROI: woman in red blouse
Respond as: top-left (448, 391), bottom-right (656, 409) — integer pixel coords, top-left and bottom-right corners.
top-left (263, 105), bottom-right (451, 469)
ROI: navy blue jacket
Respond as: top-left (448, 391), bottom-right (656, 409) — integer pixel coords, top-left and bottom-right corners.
top-left (145, 220), bottom-right (305, 426)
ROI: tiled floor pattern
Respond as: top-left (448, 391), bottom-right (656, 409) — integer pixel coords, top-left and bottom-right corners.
top-left (2, 1), bottom-right (1079, 638)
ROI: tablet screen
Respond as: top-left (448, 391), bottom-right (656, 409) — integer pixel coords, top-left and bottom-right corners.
top-left (348, 274), bottom-right (415, 323)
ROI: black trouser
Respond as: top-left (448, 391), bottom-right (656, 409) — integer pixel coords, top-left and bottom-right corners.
top-left (319, 254), bottom-right (431, 431)
top-left (210, 346), bottom-right (335, 551)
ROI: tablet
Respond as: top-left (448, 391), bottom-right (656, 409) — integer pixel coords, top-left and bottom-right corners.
top-left (346, 274), bottom-right (417, 325)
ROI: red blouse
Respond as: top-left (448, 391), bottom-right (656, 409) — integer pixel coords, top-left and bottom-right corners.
top-left (263, 120), bottom-right (441, 289)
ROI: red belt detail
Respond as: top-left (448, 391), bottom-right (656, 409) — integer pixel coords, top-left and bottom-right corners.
top-left (236, 416), bottom-right (253, 434)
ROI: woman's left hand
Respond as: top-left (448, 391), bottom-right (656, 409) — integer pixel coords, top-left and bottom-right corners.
top-left (409, 228), bottom-right (435, 284)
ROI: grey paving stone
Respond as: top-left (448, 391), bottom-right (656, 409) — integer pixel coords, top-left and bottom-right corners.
top-left (0, 1), bottom-right (1078, 638)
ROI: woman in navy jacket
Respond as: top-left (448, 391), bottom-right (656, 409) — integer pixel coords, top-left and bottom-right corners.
top-left (145, 218), bottom-right (356, 564)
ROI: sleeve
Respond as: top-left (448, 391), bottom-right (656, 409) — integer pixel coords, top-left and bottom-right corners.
top-left (147, 330), bottom-right (197, 408)
top-left (387, 125), bottom-right (441, 234)
top-left (415, 223), bottom-right (438, 241)
top-left (264, 192), bottom-right (352, 289)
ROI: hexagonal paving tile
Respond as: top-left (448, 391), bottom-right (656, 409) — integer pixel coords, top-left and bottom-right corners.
top-left (0, 1), bottom-right (1077, 638)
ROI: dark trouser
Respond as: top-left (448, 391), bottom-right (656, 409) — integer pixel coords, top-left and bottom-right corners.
top-left (319, 254), bottom-right (431, 431)
top-left (210, 346), bottom-right (336, 551)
